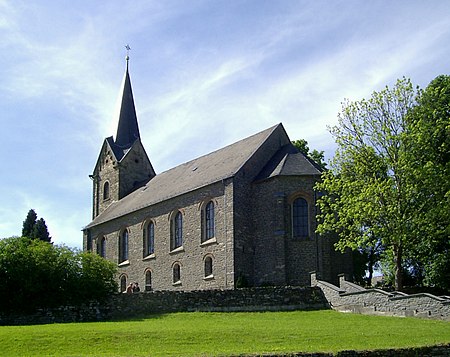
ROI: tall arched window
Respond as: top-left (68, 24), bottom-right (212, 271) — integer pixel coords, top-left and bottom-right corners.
top-left (144, 221), bottom-right (155, 257)
top-left (204, 256), bottom-right (213, 277)
top-left (119, 229), bottom-right (129, 263)
top-left (120, 275), bottom-right (127, 293)
top-left (145, 270), bottom-right (152, 291)
top-left (86, 230), bottom-right (92, 251)
top-left (171, 211), bottom-right (183, 250)
top-left (97, 237), bottom-right (106, 258)
top-left (173, 263), bottom-right (181, 284)
top-left (205, 201), bottom-right (215, 240)
top-left (103, 181), bottom-right (110, 200)
top-left (292, 197), bottom-right (309, 238)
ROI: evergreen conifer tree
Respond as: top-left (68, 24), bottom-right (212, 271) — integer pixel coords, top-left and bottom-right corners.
top-left (33, 218), bottom-right (51, 243)
top-left (22, 209), bottom-right (37, 238)
top-left (21, 209), bottom-right (52, 243)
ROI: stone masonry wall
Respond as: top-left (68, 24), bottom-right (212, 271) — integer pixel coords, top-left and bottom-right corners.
top-left (0, 286), bottom-right (327, 325)
top-left (108, 286), bottom-right (327, 318)
top-left (311, 272), bottom-right (450, 320)
top-left (90, 140), bottom-right (154, 221)
top-left (92, 142), bottom-right (120, 219)
top-left (252, 176), bottom-right (320, 287)
top-left (87, 180), bottom-right (235, 292)
top-left (231, 125), bottom-right (291, 286)
top-left (117, 140), bottom-right (154, 198)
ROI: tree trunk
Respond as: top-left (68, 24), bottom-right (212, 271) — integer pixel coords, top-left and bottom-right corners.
top-left (367, 248), bottom-right (374, 286)
top-left (394, 245), bottom-right (403, 291)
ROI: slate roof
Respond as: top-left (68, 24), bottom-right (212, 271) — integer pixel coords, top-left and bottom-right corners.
top-left (105, 136), bottom-right (133, 162)
top-left (114, 63), bottom-right (140, 149)
top-left (94, 62), bottom-right (142, 166)
top-left (86, 124), bottom-right (282, 228)
top-left (255, 143), bottom-right (322, 181)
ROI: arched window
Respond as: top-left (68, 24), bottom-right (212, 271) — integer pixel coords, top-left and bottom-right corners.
top-left (202, 201), bottom-right (215, 242)
top-left (171, 211), bottom-right (183, 250)
top-left (143, 221), bottom-right (155, 257)
top-left (292, 197), bottom-right (309, 238)
top-left (103, 181), bottom-right (110, 200)
top-left (86, 230), bottom-right (92, 251)
top-left (119, 229), bottom-right (129, 263)
top-left (145, 270), bottom-right (152, 291)
top-left (120, 275), bottom-right (127, 293)
top-left (97, 237), bottom-right (106, 258)
top-left (204, 256), bottom-right (213, 277)
top-left (173, 263), bottom-right (181, 284)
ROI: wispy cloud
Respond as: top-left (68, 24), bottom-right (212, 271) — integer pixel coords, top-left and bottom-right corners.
top-left (1, 0), bottom-right (449, 247)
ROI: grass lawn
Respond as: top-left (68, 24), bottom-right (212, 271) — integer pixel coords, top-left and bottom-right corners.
top-left (0, 310), bottom-right (448, 356)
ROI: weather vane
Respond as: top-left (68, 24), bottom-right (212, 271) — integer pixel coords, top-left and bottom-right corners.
top-left (125, 44), bottom-right (131, 61)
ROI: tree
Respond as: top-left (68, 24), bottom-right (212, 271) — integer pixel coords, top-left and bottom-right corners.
top-left (0, 236), bottom-right (118, 313)
top-left (292, 139), bottom-right (327, 170)
top-left (405, 75), bottom-right (450, 290)
top-left (21, 209), bottom-right (51, 243)
top-left (315, 78), bottom-right (418, 291)
top-left (352, 239), bottom-right (383, 286)
top-left (22, 209), bottom-right (37, 238)
top-left (33, 218), bottom-right (51, 243)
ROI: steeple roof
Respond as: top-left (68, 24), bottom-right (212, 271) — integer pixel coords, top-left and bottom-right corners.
top-left (115, 58), bottom-right (140, 148)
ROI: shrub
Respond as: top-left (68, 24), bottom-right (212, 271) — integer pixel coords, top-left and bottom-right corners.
top-left (0, 237), bottom-right (117, 313)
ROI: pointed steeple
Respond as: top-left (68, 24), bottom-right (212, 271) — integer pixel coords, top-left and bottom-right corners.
top-left (89, 50), bottom-right (156, 219)
top-left (115, 53), bottom-right (140, 148)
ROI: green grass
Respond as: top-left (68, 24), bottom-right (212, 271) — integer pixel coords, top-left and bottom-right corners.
top-left (0, 310), bottom-right (448, 356)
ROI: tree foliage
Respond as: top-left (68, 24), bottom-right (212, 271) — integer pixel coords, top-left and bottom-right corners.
top-left (0, 237), bottom-right (118, 313)
top-left (22, 209), bottom-right (37, 238)
top-left (316, 76), bottom-right (450, 291)
top-left (33, 218), bottom-right (51, 243)
top-left (21, 209), bottom-right (52, 243)
top-left (292, 139), bottom-right (327, 170)
top-left (404, 75), bottom-right (450, 290)
top-left (315, 78), bottom-right (419, 291)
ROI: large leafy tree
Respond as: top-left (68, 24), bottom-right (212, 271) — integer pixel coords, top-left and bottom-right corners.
top-left (405, 75), bottom-right (450, 290)
top-left (0, 237), bottom-right (118, 313)
top-left (316, 78), bottom-right (418, 291)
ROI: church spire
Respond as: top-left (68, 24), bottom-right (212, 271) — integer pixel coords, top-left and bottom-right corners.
top-left (115, 47), bottom-right (140, 148)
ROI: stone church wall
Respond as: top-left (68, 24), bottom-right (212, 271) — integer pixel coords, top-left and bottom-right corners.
top-left (87, 180), bottom-right (236, 291)
top-left (232, 170), bottom-right (256, 286)
top-left (252, 175), bottom-right (323, 287)
top-left (232, 124), bottom-right (293, 286)
top-left (85, 123), bottom-right (353, 293)
top-left (117, 140), bottom-right (154, 198)
top-left (92, 142), bottom-right (120, 218)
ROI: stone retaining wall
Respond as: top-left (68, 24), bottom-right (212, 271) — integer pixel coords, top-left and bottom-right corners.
top-left (311, 272), bottom-right (450, 320)
top-left (258, 344), bottom-right (450, 356)
top-left (0, 286), bottom-right (327, 325)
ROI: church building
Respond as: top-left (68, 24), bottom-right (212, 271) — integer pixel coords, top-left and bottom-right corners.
top-left (82, 58), bottom-right (352, 292)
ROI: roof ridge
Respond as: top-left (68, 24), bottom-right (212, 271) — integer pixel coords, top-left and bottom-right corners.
top-left (233, 123), bottom-right (283, 175)
top-left (275, 152), bottom-right (290, 176)
top-left (155, 123), bottom-right (281, 176)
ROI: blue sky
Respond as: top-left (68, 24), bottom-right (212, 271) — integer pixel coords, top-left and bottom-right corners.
top-left (1, 1), bottom-right (449, 249)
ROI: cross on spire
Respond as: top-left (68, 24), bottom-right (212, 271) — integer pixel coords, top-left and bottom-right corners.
top-left (125, 44), bottom-right (131, 68)
top-left (115, 45), bottom-right (140, 149)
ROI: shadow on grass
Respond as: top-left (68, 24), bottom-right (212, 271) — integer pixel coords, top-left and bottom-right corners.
top-left (108, 312), bottom-right (168, 323)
